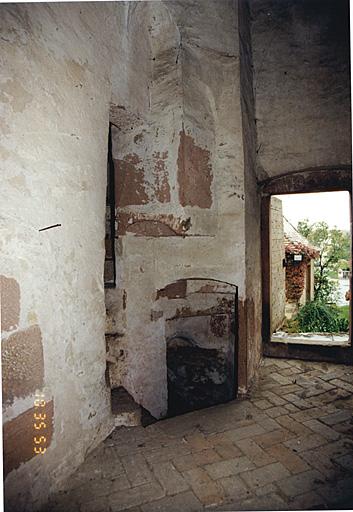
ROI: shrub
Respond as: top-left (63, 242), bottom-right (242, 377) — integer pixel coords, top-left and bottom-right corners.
top-left (296, 301), bottom-right (349, 333)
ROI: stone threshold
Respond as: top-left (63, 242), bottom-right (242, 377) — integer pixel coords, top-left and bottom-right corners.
top-left (271, 331), bottom-right (350, 347)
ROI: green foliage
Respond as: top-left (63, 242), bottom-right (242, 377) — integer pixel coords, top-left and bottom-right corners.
top-left (337, 305), bottom-right (350, 323)
top-left (281, 317), bottom-right (300, 334)
top-left (297, 219), bottom-right (351, 303)
top-left (296, 301), bottom-right (349, 333)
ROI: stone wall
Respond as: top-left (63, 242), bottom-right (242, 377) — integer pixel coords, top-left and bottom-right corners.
top-left (0, 4), bottom-right (115, 510)
top-left (105, 0), bottom-right (262, 417)
top-left (238, 0), bottom-right (263, 389)
top-left (251, 0), bottom-right (351, 178)
top-left (270, 197), bottom-right (286, 331)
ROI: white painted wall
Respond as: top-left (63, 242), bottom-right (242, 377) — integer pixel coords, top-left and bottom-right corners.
top-left (1, 4), bottom-right (116, 509)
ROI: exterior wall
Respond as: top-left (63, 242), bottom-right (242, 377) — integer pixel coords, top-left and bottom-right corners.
top-left (105, 0), bottom-right (261, 418)
top-left (251, 0), bottom-right (351, 178)
top-left (0, 4), bottom-right (115, 510)
top-left (270, 197), bottom-right (286, 331)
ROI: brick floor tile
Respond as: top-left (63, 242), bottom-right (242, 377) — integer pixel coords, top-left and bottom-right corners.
top-left (80, 497), bottom-right (110, 512)
top-left (121, 453), bottom-right (153, 487)
top-left (289, 407), bottom-right (323, 423)
top-left (144, 442), bottom-right (191, 464)
top-left (68, 479), bottom-right (116, 502)
top-left (284, 433), bottom-right (327, 453)
top-left (214, 440), bottom-right (243, 460)
top-left (316, 476), bottom-right (353, 506)
top-left (271, 373), bottom-right (294, 385)
top-left (261, 390), bottom-right (287, 406)
top-left (265, 443), bottom-right (310, 474)
top-left (334, 453), bottom-right (353, 472)
top-left (254, 483), bottom-right (278, 497)
top-left (333, 422), bottom-right (353, 436)
top-left (172, 447), bottom-right (222, 472)
top-left (219, 474), bottom-right (250, 499)
top-left (183, 467), bottom-right (225, 507)
top-left (118, 508), bottom-right (142, 512)
top-left (234, 438), bottom-right (276, 467)
top-left (330, 378), bottom-right (353, 393)
top-left (260, 417), bottom-right (283, 432)
top-left (109, 481), bottom-right (165, 511)
top-left (284, 403), bottom-right (300, 413)
top-left (303, 418), bottom-right (341, 441)
top-left (225, 423), bottom-right (266, 442)
top-left (300, 438), bottom-right (353, 475)
top-left (276, 414), bottom-right (312, 436)
top-left (252, 399), bottom-right (273, 410)
top-left (280, 367), bottom-right (303, 376)
top-left (252, 428), bottom-right (295, 448)
top-left (205, 456), bottom-right (254, 480)
top-left (241, 462), bottom-right (290, 489)
top-left (320, 409), bottom-right (352, 426)
top-left (152, 461), bottom-right (189, 495)
top-left (310, 388), bottom-right (351, 405)
top-left (276, 469), bottom-right (325, 498)
top-left (271, 384), bottom-right (303, 395)
top-left (49, 357), bottom-right (353, 512)
top-left (182, 432), bottom-right (212, 452)
top-left (265, 406), bottom-right (287, 418)
top-left (282, 393), bottom-right (313, 410)
top-left (49, 495), bottom-right (80, 512)
top-left (286, 491), bottom-right (326, 510)
top-left (301, 450), bottom-right (343, 479)
top-left (234, 493), bottom-right (287, 511)
top-left (318, 370), bottom-right (345, 382)
top-left (339, 371), bottom-right (353, 384)
top-left (140, 491), bottom-right (202, 512)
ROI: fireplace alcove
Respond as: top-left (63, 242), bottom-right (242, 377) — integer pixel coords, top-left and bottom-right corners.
top-left (156, 278), bottom-right (238, 417)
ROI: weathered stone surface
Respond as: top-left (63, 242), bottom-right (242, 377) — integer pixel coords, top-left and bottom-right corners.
top-left (177, 129), bottom-right (213, 208)
top-left (2, 325), bottom-right (44, 404)
top-left (251, 0), bottom-right (351, 177)
top-left (0, 275), bottom-right (20, 332)
top-left (106, 0), bottom-right (261, 418)
top-left (48, 358), bottom-right (353, 512)
top-left (241, 462), bottom-right (290, 489)
top-left (1, 3), bottom-right (115, 509)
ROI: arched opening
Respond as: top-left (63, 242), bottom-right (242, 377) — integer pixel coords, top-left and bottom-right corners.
top-left (156, 278), bottom-right (238, 417)
top-left (261, 167), bottom-right (352, 364)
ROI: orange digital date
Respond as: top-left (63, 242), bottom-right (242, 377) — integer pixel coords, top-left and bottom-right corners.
top-left (33, 393), bottom-right (47, 455)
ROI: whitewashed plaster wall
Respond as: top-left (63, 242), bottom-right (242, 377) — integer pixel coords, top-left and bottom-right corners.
top-left (1, 3), bottom-right (117, 510)
top-left (251, 0), bottom-right (351, 178)
top-left (106, 0), bottom-right (262, 418)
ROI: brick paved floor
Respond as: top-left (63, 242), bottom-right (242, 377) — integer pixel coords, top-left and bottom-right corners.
top-left (47, 358), bottom-right (353, 511)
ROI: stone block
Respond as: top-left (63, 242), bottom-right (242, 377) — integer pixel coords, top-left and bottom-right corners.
top-left (140, 491), bottom-right (202, 512)
top-left (0, 275), bottom-right (20, 333)
top-left (276, 469), bottom-right (325, 498)
top-left (205, 456), bottom-right (254, 480)
top-left (265, 443), bottom-right (310, 474)
top-left (152, 461), bottom-right (189, 495)
top-left (184, 467), bottom-right (225, 507)
top-left (234, 438), bottom-right (276, 467)
top-left (241, 462), bottom-right (290, 489)
top-left (2, 325), bottom-right (44, 404)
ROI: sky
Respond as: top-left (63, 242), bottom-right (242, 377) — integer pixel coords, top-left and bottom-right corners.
top-left (274, 191), bottom-right (351, 232)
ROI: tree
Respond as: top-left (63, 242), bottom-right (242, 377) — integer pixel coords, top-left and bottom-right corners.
top-left (297, 219), bottom-right (351, 303)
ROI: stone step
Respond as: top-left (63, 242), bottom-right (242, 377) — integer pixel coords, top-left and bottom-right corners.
top-left (111, 387), bottom-right (142, 427)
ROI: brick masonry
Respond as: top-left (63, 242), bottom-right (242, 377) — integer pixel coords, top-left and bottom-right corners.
top-left (46, 358), bottom-right (353, 511)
